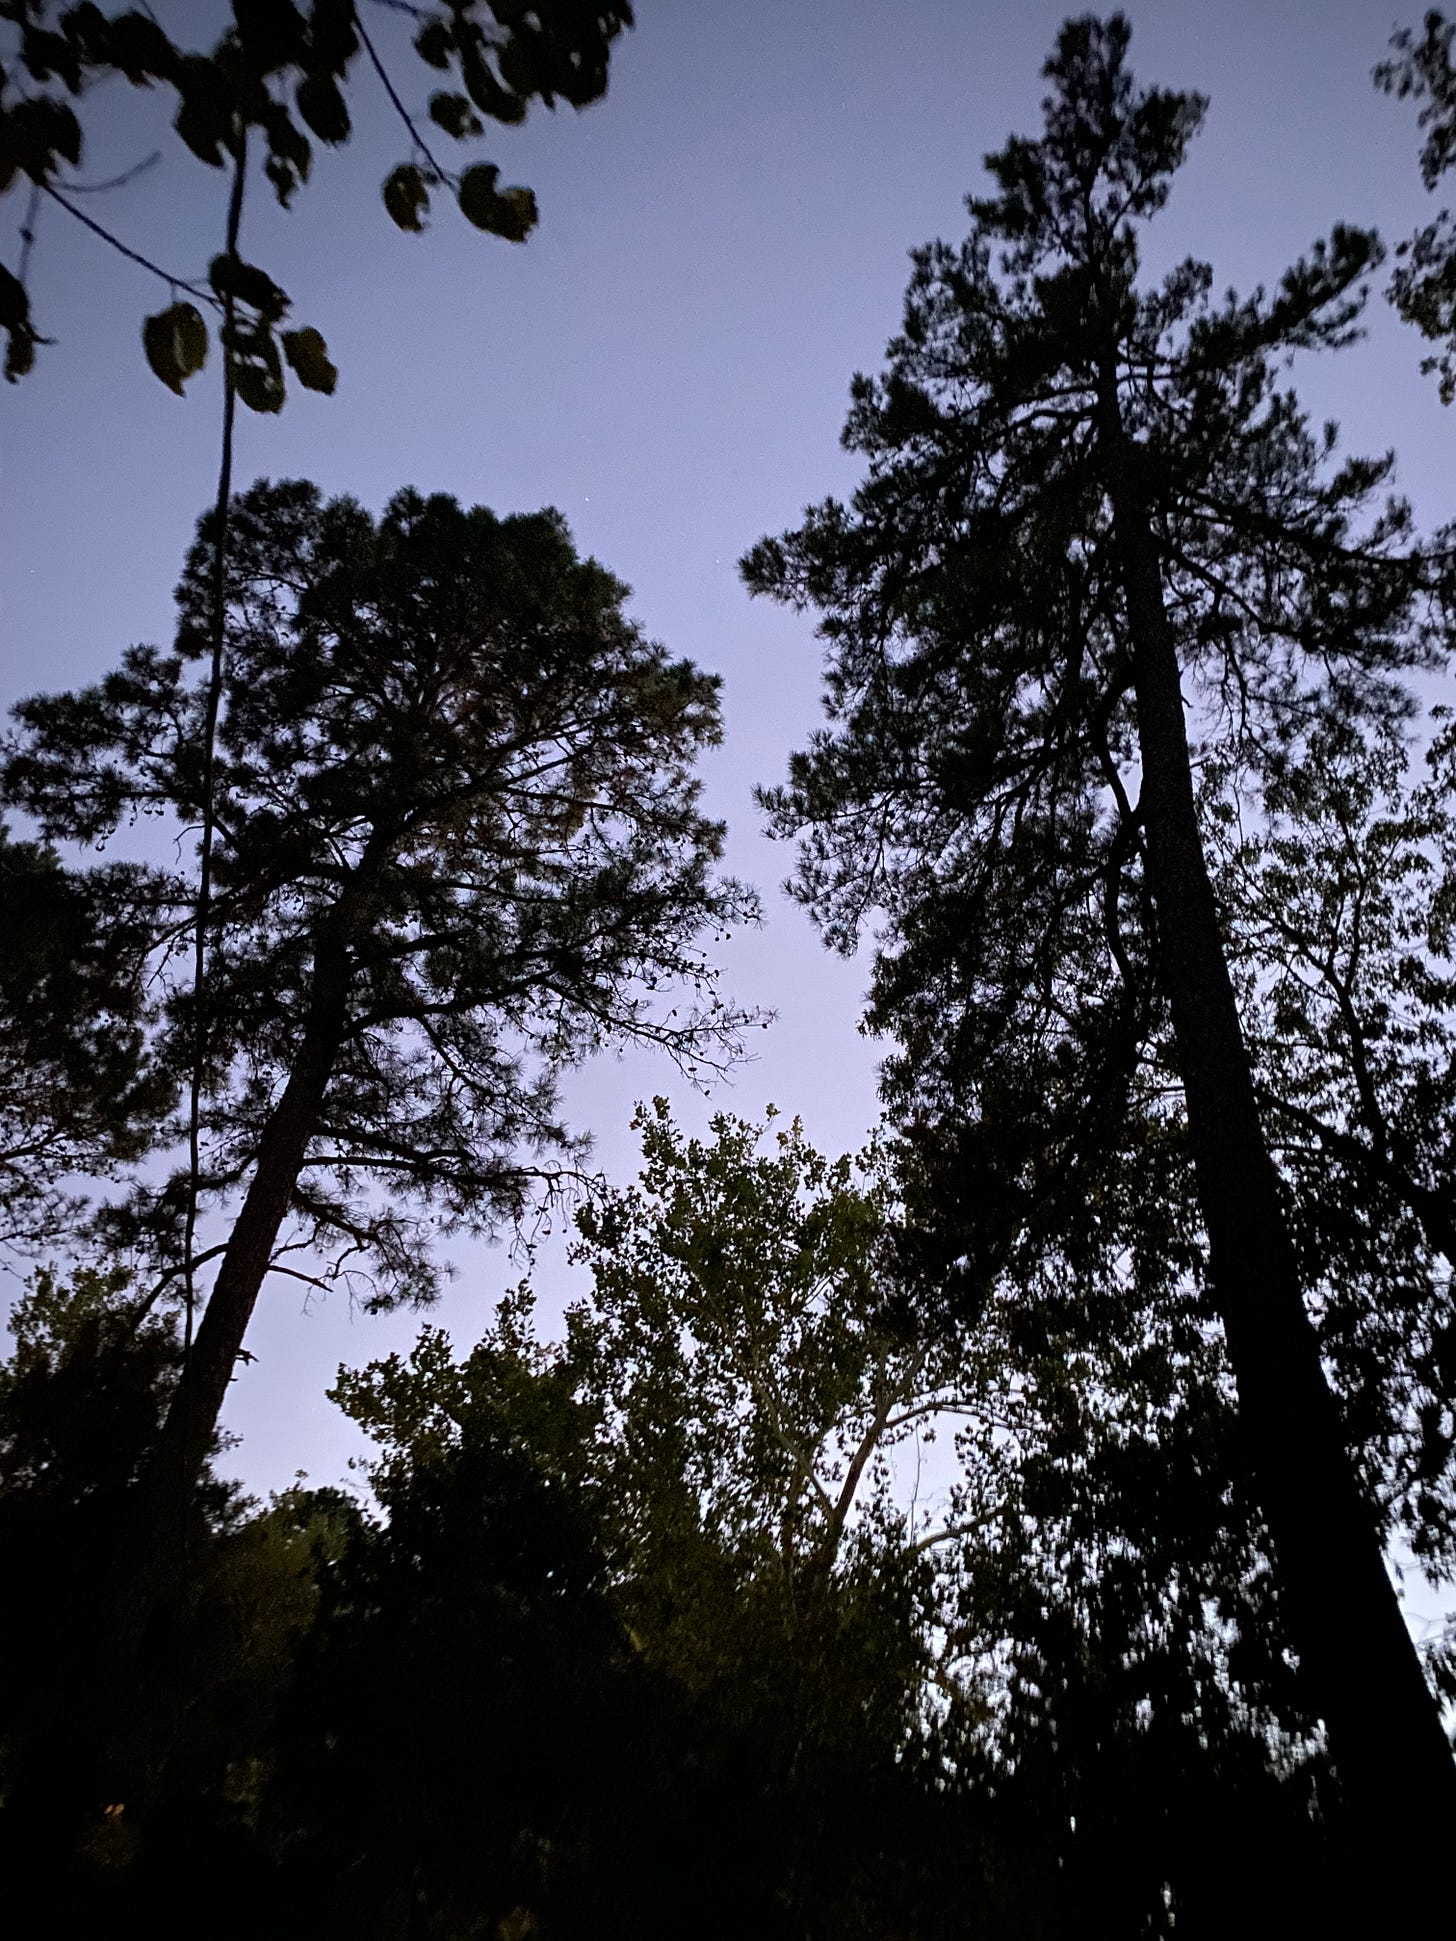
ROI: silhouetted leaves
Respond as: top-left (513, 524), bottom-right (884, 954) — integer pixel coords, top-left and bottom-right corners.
top-left (458, 160), bottom-right (537, 240)
top-left (0, 2), bottom-right (635, 387)
top-left (141, 300), bottom-right (209, 395)
top-left (279, 324), bottom-right (334, 394)
top-left (381, 158), bottom-right (430, 232)
top-left (427, 89), bottom-right (482, 140)
top-left (3, 476), bottom-right (757, 1521)
top-left (221, 316), bottom-right (285, 411)
top-left (0, 260), bottom-right (37, 379)
top-left (0, 826), bottom-right (172, 1255)
top-left (1380, 11), bottom-right (1456, 396)
top-left (745, 7), bottom-right (1456, 1883)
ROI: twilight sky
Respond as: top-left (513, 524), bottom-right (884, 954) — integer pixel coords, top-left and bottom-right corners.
top-left (3, 0), bottom-right (1452, 1514)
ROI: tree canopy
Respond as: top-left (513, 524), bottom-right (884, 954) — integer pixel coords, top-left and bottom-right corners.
top-left (1379, 7), bottom-right (1456, 398)
top-left (3, 476), bottom-right (756, 1526)
top-left (0, 826), bottom-right (170, 1254)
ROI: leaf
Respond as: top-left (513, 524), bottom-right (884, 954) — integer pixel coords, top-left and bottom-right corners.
top-left (103, 11), bottom-right (180, 86)
top-left (172, 55), bottom-right (233, 170)
top-left (428, 91), bottom-right (483, 140)
top-left (233, 0), bottom-right (309, 71)
top-left (4, 320), bottom-right (37, 382)
top-left (296, 72), bottom-right (351, 147)
top-left (459, 39), bottom-right (528, 125)
top-left (0, 260), bottom-right (41, 379)
top-left (383, 162), bottom-right (430, 232)
top-left (4, 96), bottom-right (84, 176)
top-left (309, 0), bottom-right (359, 69)
top-left (209, 253), bottom-right (290, 323)
top-left (19, 26), bottom-right (83, 91)
top-left (458, 164), bottom-right (538, 243)
top-left (282, 325), bottom-right (337, 395)
top-left (224, 319), bottom-right (285, 413)
top-left (141, 301), bottom-right (208, 396)
top-left (260, 100), bottom-right (312, 207)
top-left (0, 264), bottom-right (27, 334)
top-left (414, 18), bottom-right (453, 69)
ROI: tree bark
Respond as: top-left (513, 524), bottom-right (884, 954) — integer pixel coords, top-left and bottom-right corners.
top-left (81, 921), bottom-right (352, 1819)
top-left (128, 918), bottom-right (352, 1592)
top-left (1098, 399), bottom-right (1456, 1864)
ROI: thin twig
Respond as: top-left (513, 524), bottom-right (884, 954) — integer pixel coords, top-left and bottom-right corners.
top-left (181, 132), bottom-right (247, 1377)
top-left (125, 1243), bottom-right (230, 1334)
top-left (16, 178), bottom-right (41, 286)
top-left (66, 150), bottom-right (164, 195)
top-left (40, 180), bottom-right (220, 307)
top-left (355, 7), bottom-right (452, 184)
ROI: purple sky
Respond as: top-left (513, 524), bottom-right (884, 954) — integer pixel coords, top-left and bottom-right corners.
top-left (3, 0), bottom-right (1452, 1502)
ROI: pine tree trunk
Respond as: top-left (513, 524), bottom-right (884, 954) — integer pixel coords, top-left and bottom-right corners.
top-left (157, 941), bottom-right (350, 1529)
top-left (1099, 405), bottom-right (1456, 1864)
top-left (80, 925), bottom-right (352, 1823)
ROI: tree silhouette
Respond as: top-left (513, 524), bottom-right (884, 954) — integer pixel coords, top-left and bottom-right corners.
top-left (3, 477), bottom-right (756, 1574)
top-left (743, 11), bottom-right (1456, 1891)
top-left (0, 828), bottom-right (170, 1254)
top-left (1379, 8), bottom-right (1456, 398)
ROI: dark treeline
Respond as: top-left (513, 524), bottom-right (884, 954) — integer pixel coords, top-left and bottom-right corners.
top-left (3, 6), bottom-right (1456, 1936)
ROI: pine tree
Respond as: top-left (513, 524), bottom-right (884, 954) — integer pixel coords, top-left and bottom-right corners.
top-left (4, 478), bottom-right (755, 1576)
top-left (743, 13), bottom-right (1456, 1888)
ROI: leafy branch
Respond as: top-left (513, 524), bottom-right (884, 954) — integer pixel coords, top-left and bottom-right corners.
top-left (0, 1), bottom-right (634, 393)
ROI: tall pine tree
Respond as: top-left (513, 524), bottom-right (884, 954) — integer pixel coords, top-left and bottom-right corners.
top-left (743, 13), bottom-right (1456, 1888)
top-left (4, 479), bottom-right (755, 1607)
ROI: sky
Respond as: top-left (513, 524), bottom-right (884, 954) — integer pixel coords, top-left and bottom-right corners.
top-left (3, 0), bottom-right (1453, 1535)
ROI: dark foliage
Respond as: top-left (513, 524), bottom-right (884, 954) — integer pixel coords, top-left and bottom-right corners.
top-left (1379, 9), bottom-right (1456, 397)
top-left (0, 827), bottom-right (171, 1253)
top-left (3, 477), bottom-right (756, 1531)
top-left (0, 1), bottom-right (634, 388)
top-left (743, 7), bottom-right (1456, 1889)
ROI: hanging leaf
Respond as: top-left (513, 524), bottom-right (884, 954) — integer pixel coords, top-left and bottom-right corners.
top-left (209, 252), bottom-right (290, 323)
top-left (414, 18), bottom-right (453, 70)
top-left (383, 162), bottom-right (431, 232)
top-left (282, 325), bottom-right (338, 395)
top-left (172, 55), bottom-right (233, 169)
top-left (458, 163), bottom-right (538, 242)
top-left (1, 244), bottom-right (43, 378)
top-left (0, 264), bottom-right (28, 334)
top-left (260, 99), bottom-right (313, 207)
top-left (233, 0), bottom-right (309, 72)
top-left (104, 11), bottom-right (180, 87)
top-left (18, 26), bottom-right (82, 91)
top-left (224, 318), bottom-right (285, 413)
top-left (3, 321), bottom-right (37, 382)
top-left (309, 0), bottom-right (360, 69)
top-left (428, 91), bottom-right (483, 140)
top-left (459, 38), bottom-right (528, 125)
top-left (296, 71), bottom-right (350, 146)
top-left (141, 301), bottom-right (208, 395)
top-left (4, 96), bottom-right (84, 176)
